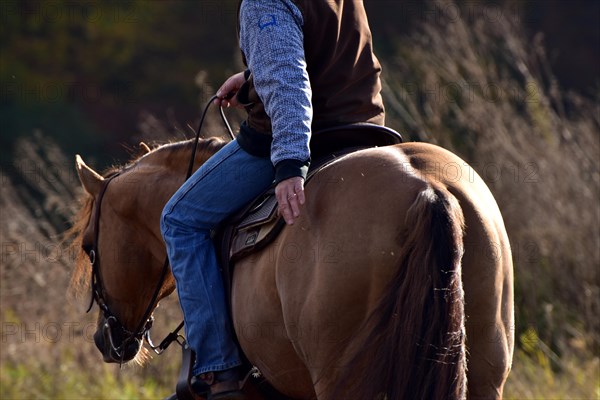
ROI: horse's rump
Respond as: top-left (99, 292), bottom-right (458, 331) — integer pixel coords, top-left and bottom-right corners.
top-left (329, 180), bottom-right (467, 400)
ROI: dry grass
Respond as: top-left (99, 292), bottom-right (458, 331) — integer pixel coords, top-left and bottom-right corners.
top-left (380, 1), bottom-right (599, 397)
top-left (0, 134), bottom-right (183, 399)
top-left (383, 0), bottom-right (599, 351)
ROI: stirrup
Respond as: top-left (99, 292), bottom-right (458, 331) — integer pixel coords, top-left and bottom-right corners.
top-left (173, 340), bottom-right (202, 400)
top-left (196, 370), bottom-right (244, 400)
top-left (166, 336), bottom-right (260, 400)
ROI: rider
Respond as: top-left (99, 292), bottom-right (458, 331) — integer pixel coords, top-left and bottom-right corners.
top-left (160, 1), bottom-right (384, 398)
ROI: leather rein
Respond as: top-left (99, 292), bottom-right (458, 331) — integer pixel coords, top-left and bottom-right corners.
top-left (85, 95), bottom-right (235, 362)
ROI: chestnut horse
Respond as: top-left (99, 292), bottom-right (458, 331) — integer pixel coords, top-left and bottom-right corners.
top-left (70, 137), bottom-right (514, 399)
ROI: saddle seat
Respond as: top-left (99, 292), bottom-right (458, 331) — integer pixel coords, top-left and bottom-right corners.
top-left (214, 123), bottom-right (402, 286)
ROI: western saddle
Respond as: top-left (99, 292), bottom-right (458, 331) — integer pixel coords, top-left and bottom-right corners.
top-left (214, 123), bottom-right (402, 300)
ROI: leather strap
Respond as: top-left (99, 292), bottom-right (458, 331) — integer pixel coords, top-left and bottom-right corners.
top-left (176, 341), bottom-right (201, 400)
top-left (210, 380), bottom-right (242, 395)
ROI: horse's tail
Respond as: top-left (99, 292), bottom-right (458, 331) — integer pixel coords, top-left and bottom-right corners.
top-left (335, 185), bottom-right (467, 400)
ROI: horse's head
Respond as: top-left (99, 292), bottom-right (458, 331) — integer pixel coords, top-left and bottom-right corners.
top-left (70, 139), bottom-right (226, 364)
top-left (72, 149), bottom-right (177, 364)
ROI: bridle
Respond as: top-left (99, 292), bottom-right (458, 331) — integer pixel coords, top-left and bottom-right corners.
top-left (85, 170), bottom-right (163, 361)
top-left (84, 95), bottom-right (235, 363)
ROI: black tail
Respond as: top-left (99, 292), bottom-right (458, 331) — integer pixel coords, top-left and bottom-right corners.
top-left (334, 186), bottom-right (467, 400)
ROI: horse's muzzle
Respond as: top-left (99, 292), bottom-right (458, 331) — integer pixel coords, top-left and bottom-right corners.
top-left (94, 317), bottom-right (142, 363)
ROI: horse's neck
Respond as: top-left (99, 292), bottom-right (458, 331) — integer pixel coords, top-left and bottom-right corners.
top-left (138, 139), bottom-right (222, 213)
top-left (152, 138), bottom-right (223, 175)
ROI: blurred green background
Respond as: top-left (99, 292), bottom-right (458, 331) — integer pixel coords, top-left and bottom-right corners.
top-left (2, 0), bottom-right (598, 166)
top-left (1, 0), bottom-right (598, 398)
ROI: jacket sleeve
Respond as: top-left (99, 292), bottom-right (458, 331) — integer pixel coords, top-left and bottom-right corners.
top-left (239, 0), bottom-right (312, 182)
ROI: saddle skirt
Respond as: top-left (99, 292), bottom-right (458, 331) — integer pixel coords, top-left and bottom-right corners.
top-left (214, 123), bottom-right (402, 299)
top-left (224, 188), bottom-right (283, 262)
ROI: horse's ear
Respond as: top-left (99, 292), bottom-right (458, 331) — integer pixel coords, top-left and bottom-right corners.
top-left (75, 155), bottom-right (104, 196)
top-left (139, 142), bottom-right (151, 155)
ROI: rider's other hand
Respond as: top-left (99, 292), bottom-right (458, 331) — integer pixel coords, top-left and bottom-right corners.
top-left (213, 71), bottom-right (246, 108)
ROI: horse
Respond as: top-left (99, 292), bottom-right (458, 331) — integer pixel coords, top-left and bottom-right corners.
top-left (70, 137), bottom-right (514, 399)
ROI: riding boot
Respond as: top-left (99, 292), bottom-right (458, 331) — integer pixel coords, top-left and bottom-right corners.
top-left (164, 367), bottom-right (245, 400)
top-left (195, 368), bottom-right (246, 400)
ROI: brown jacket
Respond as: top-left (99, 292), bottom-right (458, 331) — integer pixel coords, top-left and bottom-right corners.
top-left (238, 0), bottom-right (385, 139)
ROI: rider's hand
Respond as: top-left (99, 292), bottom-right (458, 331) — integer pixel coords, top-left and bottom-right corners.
top-left (213, 71), bottom-right (246, 108)
top-left (275, 176), bottom-right (305, 225)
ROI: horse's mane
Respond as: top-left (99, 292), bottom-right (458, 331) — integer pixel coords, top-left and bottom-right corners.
top-left (67, 137), bottom-right (227, 297)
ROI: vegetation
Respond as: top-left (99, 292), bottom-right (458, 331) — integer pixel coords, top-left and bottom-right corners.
top-left (1, 0), bottom-right (598, 398)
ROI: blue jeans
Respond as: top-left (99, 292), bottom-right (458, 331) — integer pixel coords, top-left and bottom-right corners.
top-left (161, 140), bottom-right (275, 375)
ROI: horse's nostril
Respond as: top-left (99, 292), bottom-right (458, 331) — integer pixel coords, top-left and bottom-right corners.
top-left (93, 327), bottom-right (113, 362)
top-left (93, 321), bottom-right (141, 363)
